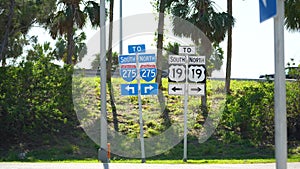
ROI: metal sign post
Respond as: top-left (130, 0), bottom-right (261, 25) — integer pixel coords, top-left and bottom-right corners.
top-left (136, 52), bottom-right (146, 163)
top-left (183, 60), bottom-right (188, 162)
top-left (99, 0), bottom-right (108, 163)
top-left (168, 47), bottom-right (206, 162)
top-left (274, 0), bottom-right (287, 169)
top-left (259, 1), bottom-right (287, 168)
top-left (118, 44), bottom-right (157, 163)
top-left (119, 0), bottom-right (123, 55)
top-left (180, 46), bottom-right (196, 162)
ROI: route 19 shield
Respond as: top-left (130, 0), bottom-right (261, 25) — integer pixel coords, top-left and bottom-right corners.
top-left (188, 65), bottom-right (206, 83)
top-left (168, 65), bottom-right (186, 82)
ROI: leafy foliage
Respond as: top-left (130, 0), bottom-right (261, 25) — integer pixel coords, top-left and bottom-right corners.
top-left (53, 31), bottom-right (87, 64)
top-left (285, 0), bottom-right (300, 31)
top-left (0, 44), bottom-right (77, 147)
top-left (0, 0), bottom-right (56, 65)
top-left (91, 52), bottom-right (119, 71)
top-left (46, 0), bottom-right (100, 64)
top-left (220, 80), bottom-right (300, 146)
top-left (171, 0), bottom-right (234, 44)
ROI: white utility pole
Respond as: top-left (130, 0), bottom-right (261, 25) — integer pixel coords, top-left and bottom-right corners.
top-left (274, 0), bottom-right (287, 169)
top-left (99, 0), bottom-right (108, 163)
top-left (119, 0), bottom-right (123, 55)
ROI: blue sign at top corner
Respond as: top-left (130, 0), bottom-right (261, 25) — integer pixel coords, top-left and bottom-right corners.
top-left (128, 44), bottom-right (146, 54)
top-left (118, 54), bottom-right (136, 64)
top-left (259, 0), bottom-right (277, 23)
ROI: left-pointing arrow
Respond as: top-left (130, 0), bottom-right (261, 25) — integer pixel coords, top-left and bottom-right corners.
top-left (172, 86), bottom-right (182, 92)
top-left (125, 85), bottom-right (135, 93)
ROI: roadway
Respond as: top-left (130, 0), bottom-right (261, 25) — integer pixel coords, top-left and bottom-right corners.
top-left (1, 162), bottom-right (300, 169)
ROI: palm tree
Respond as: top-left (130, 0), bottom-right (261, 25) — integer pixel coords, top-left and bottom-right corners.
top-left (285, 0), bottom-right (300, 31)
top-left (171, 0), bottom-right (234, 45)
top-left (48, 0), bottom-right (100, 65)
top-left (106, 0), bottom-right (119, 132)
top-left (0, 0), bottom-right (56, 66)
top-left (0, 0), bottom-right (15, 66)
top-left (53, 31), bottom-right (87, 64)
top-left (171, 0), bottom-right (234, 117)
top-left (225, 0), bottom-right (232, 94)
top-left (155, 0), bottom-right (174, 127)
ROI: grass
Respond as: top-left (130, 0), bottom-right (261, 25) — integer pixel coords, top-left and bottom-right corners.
top-left (111, 159), bottom-right (297, 164)
top-left (1, 78), bottom-right (300, 163)
top-left (1, 131), bottom-right (300, 163)
top-left (3, 135), bottom-right (298, 163)
top-left (2, 158), bottom-right (299, 164)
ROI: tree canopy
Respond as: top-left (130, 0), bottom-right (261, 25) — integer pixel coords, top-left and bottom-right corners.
top-left (171, 0), bottom-right (234, 44)
top-left (285, 0), bottom-right (300, 31)
top-left (0, 0), bottom-right (56, 66)
top-left (46, 0), bottom-right (100, 64)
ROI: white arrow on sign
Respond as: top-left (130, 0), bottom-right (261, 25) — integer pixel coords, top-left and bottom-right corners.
top-left (144, 85), bottom-right (154, 94)
top-left (262, 0), bottom-right (267, 7)
top-left (125, 85), bottom-right (135, 93)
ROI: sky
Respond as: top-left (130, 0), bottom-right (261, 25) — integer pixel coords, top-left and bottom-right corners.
top-left (214, 0), bottom-right (300, 78)
top-left (30, 0), bottom-right (300, 79)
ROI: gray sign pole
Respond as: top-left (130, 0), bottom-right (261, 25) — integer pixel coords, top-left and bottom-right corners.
top-left (183, 55), bottom-right (188, 162)
top-left (136, 53), bottom-right (146, 163)
top-left (119, 0), bottom-right (123, 55)
top-left (99, 0), bottom-right (108, 163)
top-left (179, 46), bottom-right (196, 162)
top-left (274, 0), bottom-right (287, 169)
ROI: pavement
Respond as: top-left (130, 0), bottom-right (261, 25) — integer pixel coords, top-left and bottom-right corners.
top-left (1, 162), bottom-right (300, 169)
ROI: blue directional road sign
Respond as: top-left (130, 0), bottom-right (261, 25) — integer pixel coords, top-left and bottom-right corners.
top-left (259, 0), bottom-right (277, 23)
top-left (140, 65), bottom-right (157, 82)
top-left (121, 84), bottom-right (138, 96)
top-left (139, 53), bottom-right (157, 82)
top-left (128, 44), bottom-right (146, 54)
top-left (119, 54), bottom-right (137, 82)
top-left (120, 65), bottom-right (137, 82)
top-left (141, 83), bottom-right (158, 95)
top-left (138, 53), bottom-right (156, 63)
top-left (118, 54), bottom-right (136, 64)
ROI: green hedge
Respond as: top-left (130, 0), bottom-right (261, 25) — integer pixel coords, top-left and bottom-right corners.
top-left (1, 55), bottom-right (299, 150)
top-left (220, 80), bottom-right (300, 146)
top-left (0, 56), bottom-right (77, 147)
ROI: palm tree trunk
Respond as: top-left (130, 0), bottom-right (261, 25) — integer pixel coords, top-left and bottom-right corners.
top-left (156, 0), bottom-right (171, 127)
top-left (0, 0), bottom-right (15, 67)
top-left (201, 85), bottom-right (208, 119)
top-left (67, 29), bottom-right (75, 65)
top-left (225, 0), bottom-right (232, 94)
top-left (107, 0), bottom-right (118, 132)
top-left (2, 58), bottom-right (6, 67)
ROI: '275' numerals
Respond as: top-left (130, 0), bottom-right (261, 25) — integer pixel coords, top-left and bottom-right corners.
top-left (121, 69), bottom-right (137, 78)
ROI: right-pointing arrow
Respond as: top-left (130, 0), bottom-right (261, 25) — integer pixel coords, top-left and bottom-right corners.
top-left (144, 85), bottom-right (154, 93)
top-left (188, 84), bottom-right (205, 96)
top-left (191, 87), bottom-right (201, 92)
